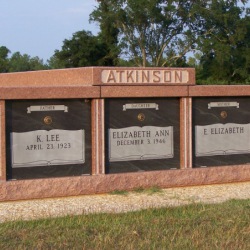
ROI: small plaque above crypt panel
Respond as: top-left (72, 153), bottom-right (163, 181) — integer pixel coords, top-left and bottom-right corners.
top-left (6, 99), bottom-right (91, 180)
top-left (105, 98), bottom-right (180, 173)
top-left (193, 97), bottom-right (250, 167)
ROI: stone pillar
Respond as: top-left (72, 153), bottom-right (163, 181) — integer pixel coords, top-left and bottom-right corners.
top-left (180, 97), bottom-right (192, 169)
top-left (92, 99), bottom-right (105, 175)
top-left (0, 101), bottom-right (6, 180)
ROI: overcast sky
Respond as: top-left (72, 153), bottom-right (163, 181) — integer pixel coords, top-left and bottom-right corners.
top-left (0, 0), bottom-right (99, 62)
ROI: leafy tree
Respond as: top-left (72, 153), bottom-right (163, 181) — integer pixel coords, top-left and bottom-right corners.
top-left (92, 0), bottom-right (120, 66)
top-left (91, 0), bottom-right (249, 83)
top-left (8, 52), bottom-right (47, 72)
top-left (0, 46), bottom-right (10, 73)
top-left (184, 0), bottom-right (250, 83)
top-left (91, 0), bottom-right (192, 67)
top-left (47, 54), bottom-right (66, 69)
top-left (48, 30), bottom-right (111, 68)
top-left (0, 47), bottom-right (47, 73)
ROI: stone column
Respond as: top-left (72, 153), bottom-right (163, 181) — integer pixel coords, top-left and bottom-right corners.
top-left (92, 99), bottom-right (105, 175)
top-left (180, 97), bottom-right (192, 169)
top-left (0, 101), bottom-right (6, 180)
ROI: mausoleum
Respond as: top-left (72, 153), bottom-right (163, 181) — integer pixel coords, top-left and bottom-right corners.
top-left (0, 67), bottom-right (250, 201)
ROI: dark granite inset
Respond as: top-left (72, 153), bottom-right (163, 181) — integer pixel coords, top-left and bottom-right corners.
top-left (193, 97), bottom-right (250, 167)
top-left (105, 98), bottom-right (180, 173)
top-left (6, 99), bottom-right (92, 180)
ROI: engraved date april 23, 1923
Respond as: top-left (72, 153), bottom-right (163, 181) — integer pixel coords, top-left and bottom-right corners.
top-left (25, 134), bottom-right (71, 151)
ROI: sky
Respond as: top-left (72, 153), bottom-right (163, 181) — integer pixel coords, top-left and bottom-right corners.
top-left (1, 1), bottom-right (249, 63)
top-left (0, 0), bottom-right (99, 62)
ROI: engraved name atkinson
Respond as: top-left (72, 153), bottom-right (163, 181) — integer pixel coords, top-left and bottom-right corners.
top-left (11, 129), bottom-right (85, 168)
top-left (109, 126), bottom-right (174, 162)
top-left (195, 123), bottom-right (250, 157)
top-left (101, 69), bottom-right (189, 84)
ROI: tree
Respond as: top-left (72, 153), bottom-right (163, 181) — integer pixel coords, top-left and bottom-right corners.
top-left (0, 46), bottom-right (10, 73)
top-left (48, 30), bottom-right (111, 68)
top-left (0, 47), bottom-right (47, 73)
top-left (92, 0), bottom-right (120, 66)
top-left (47, 54), bottom-right (66, 69)
top-left (91, 0), bottom-right (249, 77)
top-left (188, 0), bottom-right (250, 83)
top-left (91, 0), bottom-right (192, 67)
top-left (9, 52), bottom-right (47, 72)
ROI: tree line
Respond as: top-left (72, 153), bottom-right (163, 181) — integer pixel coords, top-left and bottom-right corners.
top-left (1, 0), bottom-right (249, 84)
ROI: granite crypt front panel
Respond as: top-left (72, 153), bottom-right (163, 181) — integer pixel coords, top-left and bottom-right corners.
top-left (105, 98), bottom-right (180, 173)
top-left (193, 97), bottom-right (250, 167)
top-left (6, 99), bottom-right (91, 180)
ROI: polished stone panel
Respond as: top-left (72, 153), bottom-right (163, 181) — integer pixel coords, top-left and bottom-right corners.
top-left (6, 99), bottom-right (92, 180)
top-left (193, 97), bottom-right (250, 167)
top-left (105, 98), bottom-right (180, 173)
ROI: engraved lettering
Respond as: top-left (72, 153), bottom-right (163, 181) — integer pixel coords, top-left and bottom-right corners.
top-left (155, 129), bottom-right (170, 137)
top-left (127, 70), bottom-right (134, 82)
top-left (26, 144), bottom-right (43, 150)
top-left (109, 126), bottom-right (174, 162)
top-left (153, 71), bottom-right (161, 82)
top-left (107, 70), bottom-right (116, 83)
top-left (135, 70), bottom-right (139, 82)
top-left (116, 70), bottom-right (125, 82)
top-left (46, 134), bottom-right (60, 142)
top-left (40, 105), bottom-right (55, 111)
top-left (142, 71), bottom-right (149, 82)
top-left (11, 130), bottom-right (85, 168)
top-left (37, 135), bottom-right (42, 142)
top-left (210, 126), bottom-right (244, 135)
top-left (164, 71), bottom-right (171, 82)
top-left (175, 71), bottom-right (182, 82)
top-left (102, 69), bottom-right (190, 84)
top-left (195, 124), bottom-right (250, 157)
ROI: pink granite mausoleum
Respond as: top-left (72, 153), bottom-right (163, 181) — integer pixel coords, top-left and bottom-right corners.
top-left (0, 67), bottom-right (250, 201)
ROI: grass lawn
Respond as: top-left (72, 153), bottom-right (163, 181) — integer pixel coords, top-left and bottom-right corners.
top-left (0, 199), bottom-right (249, 249)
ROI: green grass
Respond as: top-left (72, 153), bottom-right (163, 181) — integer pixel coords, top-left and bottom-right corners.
top-left (110, 189), bottom-right (129, 195)
top-left (111, 186), bottom-right (163, 195)
top-left (0, 199), bottom-right (249, 249)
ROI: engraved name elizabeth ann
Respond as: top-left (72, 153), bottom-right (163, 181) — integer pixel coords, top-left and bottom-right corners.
top-left (109, 126), bottom-right (174, 162)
